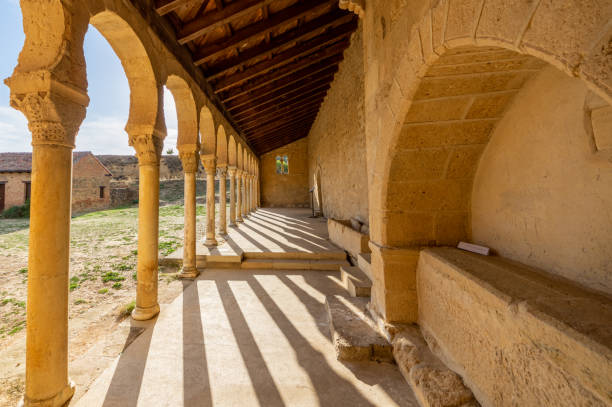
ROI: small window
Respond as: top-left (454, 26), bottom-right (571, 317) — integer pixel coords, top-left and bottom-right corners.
top-left (99, 186), bottom-right (105, 199)
top-left (275, 155), bottom-right (289, 175)
top-left (24, 181), bottom-right (31, 202)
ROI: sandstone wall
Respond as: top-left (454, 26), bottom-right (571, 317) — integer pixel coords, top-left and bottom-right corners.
top-left (72, 155), bottom-right (112, 213)
top-left (472, 66), bottom-right (612, 295)
top-left (260, 138), bottom-right (309, 207)
top-left (307, 24), bottom-right (368, 223)
top-left (0, 173), bottom-right (30, 209)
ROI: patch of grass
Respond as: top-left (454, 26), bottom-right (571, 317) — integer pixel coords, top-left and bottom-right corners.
top-left (74, 299), bottom-right (86, 305)
top-left (1, 298), bottom-right (26, 308)
top-left (113, 263), bottom-right (133, 271)
top-left (101, 271), bottom-right (125, 283)
top-left (112, 282), bottom-right (122, 289)
top-left (132, 272), bottom-right (137, 281)
top-left (117, 300), bottom-right (135, 319)
top-left (159, 240), bottom-right (180, 256)
top-left (69, 276), bottom-right (80, 291)
top-left (131, 249), bottom-right (138, 256)
top-left (98, 288), bottom-right (109, 294)
top-left (8, 321), bottom-right (25, 335)
top-left (1, 201), bottom-right (30, 219)
top-left (17, 267), bottom-right (27, 274)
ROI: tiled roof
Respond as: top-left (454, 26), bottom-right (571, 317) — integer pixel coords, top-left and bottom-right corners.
top-left (0, 151), bottom-right (110, 174)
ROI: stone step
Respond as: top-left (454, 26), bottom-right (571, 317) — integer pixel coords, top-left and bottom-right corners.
top-left (340, 265), bottom-right (372, 297)
top-left (391, 325), bottom-right (479, 407)
top-left (325, 295), bottom-right (393, 362)
top-left (357, 252), bottom-right (372, 280)
top-left (241, 258), bottom-right (349, 271)
top-left (243, 250), bottom-right (346, 260)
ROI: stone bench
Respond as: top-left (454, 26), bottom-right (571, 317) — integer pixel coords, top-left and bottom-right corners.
top-left (417, 247), bottom-right (612, 407)
top-left (327, 218), bottom-right (370, 259)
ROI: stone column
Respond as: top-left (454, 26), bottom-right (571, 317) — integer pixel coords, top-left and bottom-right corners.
top-left (179, 149), bottom-right (199, 279)
top-left (217, 165), bottom-right (227, 235)
top-left (202, 156), bottom-right (218, 245)
top-left (251, 176), bottom-right (256, 212)
top-left (8, 90), bottom-right (86, 407)
top-left (236, 169), bottom-right (244, 223)
top-left (241, 172), bottom-right (248, 219)
top-left (228, 166), bottom-right (237, 226)
top-left (131, 133), bottom-right (163, 321)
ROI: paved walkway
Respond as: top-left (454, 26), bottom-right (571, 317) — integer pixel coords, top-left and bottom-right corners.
top-left (75, 270), bottom-right (418, 406)
top-left (170, 208), bottom-right (343, 261)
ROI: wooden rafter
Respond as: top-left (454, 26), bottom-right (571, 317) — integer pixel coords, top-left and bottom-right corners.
top-left (193, 0), bottom-right (333, 65)
top-left (236, 96), bottom-right (325, 127)
top-left (241, 104), bottom-right (321, 132)
top-left (233, 91), bottom-right (327, 122)
top-left (205, 11), bottom-right (353, 79)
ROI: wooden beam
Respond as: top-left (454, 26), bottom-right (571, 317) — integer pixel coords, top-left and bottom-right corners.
top-left (211, 22), bottom-right (355, 91)
top-left (256, 133), bottom-right (309, 155)
top-left (248, 114), bottom-right (318, 136)
top-left (219, 55), bottom-right (342, 102)
top-left (237, 98), bottom-right (323, 127)
top-left (250, 125), bottom-right (312, 149)
top-left (156, 0), bottom-right (192, 16)
top-left (225, 67), bottom-right (337, 110)
top-left (227, 74), bottom-right (334, 113)
top-left (242, 106), bottom-right (321, 132)
top-left (193, 0), bottom-right (333, 65)
top-left (205, 11), bottom-right (353, 79)
top-left (178, 0), bottom-right (275, 44)
top-left (233, 84), bottom-right (330, 120)
top-left (233, 92), bottom-right (327, 122)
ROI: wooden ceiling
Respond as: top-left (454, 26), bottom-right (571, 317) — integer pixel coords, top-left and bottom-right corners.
top-left (154, 0), bottom-right (358, 155)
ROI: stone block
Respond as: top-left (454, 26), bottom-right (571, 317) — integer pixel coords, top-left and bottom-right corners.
top-left (399, 120), bottom-right (495, 149)
top-left (326, 295), bottom-right (394, 362)
top-left (434, 212), bottom-right (469, 245)
top-left (381, 211), bottom-right (435, 247)
top-left (476, 0), bottom-right (539, 45)
top-left (405, 97), bottom-right (473, 122)
top-left (444, 0), bottom-right (483, 42)
top-left (327, 218), bottom-right (370, 258)
top-left (388, 148), bottom-right (449, 182)
top-left (340, 265), bottom-right (372, 297)
top-left (445, 145), bottom-right (486, 179)
top-left (385, 180), bottom-right (471, 212)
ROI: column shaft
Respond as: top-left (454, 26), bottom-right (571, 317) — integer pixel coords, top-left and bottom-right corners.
top-left (25, 145), bottom-right (75, 405)
top-left (229, 169), bottom-right (236, 226)
top-left (133, 162), bottom-right (161, 320)
top-left (203, 160), bottom-right (217, 245)
top-left (180, 171), bottom-right (198, 278)
top-left (236, 171), bottom-right (243, 222)
top-left (218, 169), bottom-right (227, 234)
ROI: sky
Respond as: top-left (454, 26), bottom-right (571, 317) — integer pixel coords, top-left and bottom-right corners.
top-left (0, 0), bottom-right (178, 154)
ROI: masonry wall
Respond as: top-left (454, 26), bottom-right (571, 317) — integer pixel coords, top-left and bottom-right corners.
top-left (0, 172), bottom-right (30, 209)
top-left (260, 138), bottom-right (309, 207)
top-left (472, 66), bottom-right (612, 295)
top-left (307, 24), bottom-right (368, 223)
top-left (72, 155), bottom-right (112, 213)
top-left (98, 155), bottom-right (205, 181)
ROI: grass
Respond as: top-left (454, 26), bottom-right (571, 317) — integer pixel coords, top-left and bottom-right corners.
top-left (117, 300), bottom-right (136, 319)
top-left (101, 272), bottom-right (125, 283)
top-left (17, 268), bottom-right (27, 274)
top-left (98, 288), bottom-right (109, 294)
top-left (112, 282), bottom-right (122, 289)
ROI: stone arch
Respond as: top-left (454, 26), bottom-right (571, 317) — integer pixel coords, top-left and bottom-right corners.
top-left (228, 136), bottom-right (237, 167)
top-left (370, 0), bottom-right (612, 248)
top-left (216, 125), bottom-right (228, 166)
top-left (200, 105), bottom-right (216, 157)
top-left (243, 149), bottom-right (249, 174)
top-left (89, 10), bottom-right (162, 136)
top-left (165, 75), bottom-right (198, 148)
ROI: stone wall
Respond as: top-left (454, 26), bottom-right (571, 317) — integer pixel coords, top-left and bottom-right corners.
top-left (98, 154), bottom-right (205, 181)
top-left (0, 172), bottom-right (30, 209)
top-left (72, 154), bottom-right (112, 213)
top-left (260, 138), bottom-right (309, 207)
top-left (307, 24), bottom-right (368, 223)
top-left (472, 66), bottom-right (612, 295)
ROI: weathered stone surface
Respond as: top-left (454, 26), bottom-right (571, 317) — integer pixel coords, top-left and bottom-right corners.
top-left (328, 218), bottom-right (370, 258)
top-left (260, 138), bottom-right (309, 208)
top-left (326, 295), bottom-right (394, 362)
top-left (340, 265), bottom-right (372, 297)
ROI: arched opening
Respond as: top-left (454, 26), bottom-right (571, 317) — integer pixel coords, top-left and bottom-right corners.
top-left (376, 45), bottom-right (612, 323)
top-left (165, 75), bottom-right (198, 150)
top-left (228, 136), bottom-right (237, 167)
top-left (200, 106), bottom-right (216, 157)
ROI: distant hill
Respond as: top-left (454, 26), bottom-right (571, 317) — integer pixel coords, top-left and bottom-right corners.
top-left (97, 155), bottom-right (205, 181)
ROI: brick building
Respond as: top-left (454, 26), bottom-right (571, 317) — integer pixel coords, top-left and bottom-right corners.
top-left (0, 152), bottom-right (112, 213)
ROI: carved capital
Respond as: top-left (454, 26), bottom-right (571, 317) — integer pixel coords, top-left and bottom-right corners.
top-left (9, 91), bottom-right (86, 148)
top-left (227, 166), bottom-right (237, 177)
top-left (200, 156), bottom-right (217, 175)
top-left (339, 0), bottom-right (364, 18)
top-left (179, 150), bottom-right (199, 173)
top-left (216, 166), bottom-right (228, 178)
top-left (129, 133), bottom-right (163, 166)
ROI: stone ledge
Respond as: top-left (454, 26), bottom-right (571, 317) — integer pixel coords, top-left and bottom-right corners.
top-left (325, 295), bottom-right (393, 362)
top-left (340, 265), bottom-right (372, 297)
top-left (328, 218), bottom-right (370, 259)
top-left (418, 247), bottom-right (612, 406)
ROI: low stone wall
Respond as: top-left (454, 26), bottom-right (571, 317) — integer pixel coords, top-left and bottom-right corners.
top-left (417, 247), bottom-right (612, 407)
top-left (328, 218), bottom-right (369, 259)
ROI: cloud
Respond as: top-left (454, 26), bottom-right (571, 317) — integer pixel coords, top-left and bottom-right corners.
top-left (0, 106), bottom-right (30, 152)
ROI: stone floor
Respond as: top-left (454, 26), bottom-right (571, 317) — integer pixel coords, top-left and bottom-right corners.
top-left (75, 269), bottom-right (418, 406)
top-left (170, 208), bottom-right (344, 262)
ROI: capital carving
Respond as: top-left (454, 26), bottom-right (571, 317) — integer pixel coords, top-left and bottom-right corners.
top-left (216, 166), bottom-right (228, 178)
top-left (9, 91), bottom-right (86, 148)
top-left (179, 150), bottom-right (199, 173)
top-left (339, 0), bottom-right (364, 18)
top-left (129, 133), bottom-right (163, 166)
top-left (200, 156), bottom-right (217, 175)
top-left (227, 165), bottom-right (237, 178)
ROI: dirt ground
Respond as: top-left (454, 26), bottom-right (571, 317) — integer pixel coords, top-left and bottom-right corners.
top-left (0, 196), bottom-right (215, 405)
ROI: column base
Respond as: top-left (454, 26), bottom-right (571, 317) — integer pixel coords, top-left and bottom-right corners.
top-left (236, 218), bottom-right (244, 223)
top-left (204, 238), bottom-right (218, 246)
top-left (179, 266), bottom-right (199, 279)
top-left (19, 380), bottom-right (75, 407)
top-left (229, 222), bottom-right (237, 227)
top-left (132, 303), bottom-right (160, 321)
top-left (219, 229), bottom-right (227, 236)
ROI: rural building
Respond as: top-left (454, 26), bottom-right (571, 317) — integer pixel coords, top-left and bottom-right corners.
top-left (3, 0), bottom-right (611, 406)
top-left (0, 152), bottom-right (112, 213)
